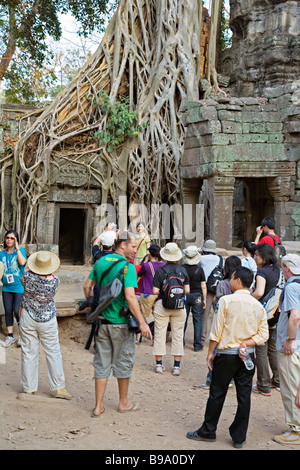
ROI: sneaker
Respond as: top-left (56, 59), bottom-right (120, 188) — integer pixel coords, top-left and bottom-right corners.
top-left (3, 336), bottom-right (16, 348)
top-left (186, 430), bottom-right (216, 442)
top-left (55, 388), bottom-right (72, 400)
top-left (155, 364), bottom-right (164, 374)
top-left (273, 431), bottom-right (300, 446)
top-left (172, 366), bottom-right (181, 376)
top-left (233, 441), bottom-right (245, 449)
top-left (252, 384), bottom-right (271, 396)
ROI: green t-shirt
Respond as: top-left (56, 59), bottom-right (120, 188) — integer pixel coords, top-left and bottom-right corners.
top-left (88, 254), bottom-right (137, 323)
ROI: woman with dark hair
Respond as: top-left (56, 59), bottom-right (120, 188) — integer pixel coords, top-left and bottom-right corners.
top-left (0, 230), bottom-right (27, 347)
top-left (251, 243), bottom-right (282, 396)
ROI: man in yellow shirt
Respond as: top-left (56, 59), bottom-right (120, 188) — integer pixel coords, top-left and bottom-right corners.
top-left (187, 266), bottom-right (269, 449)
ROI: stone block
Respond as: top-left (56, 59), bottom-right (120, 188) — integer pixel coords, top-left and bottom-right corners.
top-left (284, 121), bottom-right (300, 133)
top-left (241, 111), bottom-right (263, 123)
top-left (218, 110), bottom-right (241, 121)
top-left (221, 121), bottom-right (242, 134)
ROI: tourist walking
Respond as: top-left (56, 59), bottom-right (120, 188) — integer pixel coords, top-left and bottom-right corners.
top-left (135, 244), bottom-right (165, 343)
top-left (83, 231), bottom-right (152, 416)
top-left (187, 266), bottom-right (269, 448)
top-left (19, 251), bottom-right (71, 399)
top-left (252, 243), bottom-right (282, 396)
top-left (152, 243), bottom-right (189, 376)
top-left (273, 254), bottom-right (300, 446)
top-left (0, 230), bottom-right (27, 347)
top-left (199, 239), bottom-right (223, 344)
top-left (182, 246), bottom-right (206, 352)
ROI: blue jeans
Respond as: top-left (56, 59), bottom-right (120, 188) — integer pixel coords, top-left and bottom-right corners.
top-left (184, 292), bottom-right (203, 350)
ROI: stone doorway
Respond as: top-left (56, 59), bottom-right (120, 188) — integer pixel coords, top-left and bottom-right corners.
top-left (232, 178), bottom-right (275, 246)
top-left (59, 208), bottom-right (85, 264)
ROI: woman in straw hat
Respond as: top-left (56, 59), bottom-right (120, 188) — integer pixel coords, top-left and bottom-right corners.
top-left (152, 243), bottom-right (190, 376)
top-left (19, 251), bottom-right (71, 399)
top-left (182, 246), bottom-right (207, 352)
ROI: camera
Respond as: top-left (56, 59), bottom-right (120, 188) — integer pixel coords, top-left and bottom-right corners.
top-left (78, 296), bottom-right (97, 312)
top-left (120, 306), bottom-right (140, 333)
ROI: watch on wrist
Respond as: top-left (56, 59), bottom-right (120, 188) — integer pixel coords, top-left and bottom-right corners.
top-left (286, 336), bottom-right (295, 342)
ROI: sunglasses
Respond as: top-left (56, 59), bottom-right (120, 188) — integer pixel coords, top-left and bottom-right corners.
top-left (5, 236), bottom-right (16, 240)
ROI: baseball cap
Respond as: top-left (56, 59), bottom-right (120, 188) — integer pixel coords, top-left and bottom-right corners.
top-left (281, 253), bottom-right (300, 275)
top-left (100, 231), bottom-right (116, 247)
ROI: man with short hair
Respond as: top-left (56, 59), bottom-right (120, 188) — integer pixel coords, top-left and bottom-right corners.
top-left (84, 231), bottom-right (152, 417)
top-left (273, 254), bottom-right (300, 446)
top-left (254, 216), bottom-right (280, 247)
top-left (187, 266), bottom-right (269, 448)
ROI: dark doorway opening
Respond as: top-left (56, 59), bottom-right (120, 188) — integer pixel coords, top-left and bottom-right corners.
top-left (59, 208), bottom-right (85, 264)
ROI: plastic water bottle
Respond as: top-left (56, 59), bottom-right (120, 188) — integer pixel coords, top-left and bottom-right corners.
top-left (241, 348), bottom-right (254, 370)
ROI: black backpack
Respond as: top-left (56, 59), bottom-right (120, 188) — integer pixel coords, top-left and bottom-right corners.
top-left (206, 256), bottom-right (223, 294)
top-left (161, 266), bottom-right (185, 309)
top-left (269, 234), bottom-right (286, 260)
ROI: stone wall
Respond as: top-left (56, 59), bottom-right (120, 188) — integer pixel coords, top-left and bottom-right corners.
top-left (221, 0), bottom-right (300, 96)
top-left (180, 87), bottom-right (299, 248)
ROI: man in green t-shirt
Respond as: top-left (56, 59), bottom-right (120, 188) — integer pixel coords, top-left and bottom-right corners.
top-left (84, 231), bottom-right (152, 416)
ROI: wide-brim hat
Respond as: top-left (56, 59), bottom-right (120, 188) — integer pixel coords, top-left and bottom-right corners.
top-left (182, 246), bottom-right (201, 265)
top-left (0, 261), bottom-right (4, 280)
top-left (201, 239), bottom-right (217, 253)
top-left (28, 251), bottom-right (60, 275)
top-left (160, 242), bottom-right (182, 262)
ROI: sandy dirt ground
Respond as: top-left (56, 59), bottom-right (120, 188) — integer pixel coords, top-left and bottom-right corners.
top-left (0, 307), bottom-right (297, 453)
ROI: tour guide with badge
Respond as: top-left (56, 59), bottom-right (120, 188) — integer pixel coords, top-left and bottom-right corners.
top-left (83, 231), bottom-right (152, 416)
top-left (0, 230), bottom-right (27, 347)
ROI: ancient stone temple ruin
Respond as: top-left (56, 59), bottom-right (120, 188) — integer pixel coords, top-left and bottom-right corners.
top-left (180, 0), bottom-right (300, 249)
top-left (0, 0), bottom-right (299, 263)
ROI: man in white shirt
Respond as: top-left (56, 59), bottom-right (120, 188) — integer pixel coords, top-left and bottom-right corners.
top-left (187, 266), bottom-right (269, 449)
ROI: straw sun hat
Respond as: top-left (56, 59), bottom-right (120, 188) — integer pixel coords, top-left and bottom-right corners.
top-left (28, 251), bottom-right (60, 275)
top-left (160, 242), bottom-right (182, 262)
top-left (182, 246), bottom-right (201, 265)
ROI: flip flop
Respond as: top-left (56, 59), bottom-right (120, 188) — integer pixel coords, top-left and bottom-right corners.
top-left (91, 407), bottom-right (105, 417)
top-left (117, 403), bottom-right (140, 413)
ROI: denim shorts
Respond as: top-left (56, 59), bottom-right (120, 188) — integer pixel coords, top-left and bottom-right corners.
top-left (93, 323), bottom-right (136, 379)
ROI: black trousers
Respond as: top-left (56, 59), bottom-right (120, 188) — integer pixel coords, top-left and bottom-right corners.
top-left (199, 352), bottom-right (255, 443)
top-left (2, 291), bottom-right (23, 327)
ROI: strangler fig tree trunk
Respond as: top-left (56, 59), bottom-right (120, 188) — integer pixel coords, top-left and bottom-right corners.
top-left (9, 0), bottom-right (223, 244)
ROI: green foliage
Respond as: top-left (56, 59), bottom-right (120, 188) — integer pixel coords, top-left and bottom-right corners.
top-left (94, 91), bottom-right (147, 152)
top-left (220, 0), bottom-right (232, 50)
top-left (0, 0), bottom-right (117, 84)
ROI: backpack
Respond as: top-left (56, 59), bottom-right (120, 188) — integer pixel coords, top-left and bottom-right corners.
top-left (261, 269), bottom-right (285, 327)
top-left (267, 278), bottom-right (300, 327)
top-left (161, 266), bottom-right (185, 309)
top-left (269, 234), bottom-right (286, 260)
top-left (206, 256), bottom-right (223, 294)
top-left (86, 259), bottom-right (128, 324)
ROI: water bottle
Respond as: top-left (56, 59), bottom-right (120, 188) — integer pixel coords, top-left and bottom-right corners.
top-left (241, 348), bottom-right (254, 370)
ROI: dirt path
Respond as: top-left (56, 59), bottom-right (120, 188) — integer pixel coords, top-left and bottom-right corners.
top-left (0, 313), bottom-right (296, 451)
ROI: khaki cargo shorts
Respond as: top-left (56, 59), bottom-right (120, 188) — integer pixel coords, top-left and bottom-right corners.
top-left (93, 323), bottom-right (136, 379)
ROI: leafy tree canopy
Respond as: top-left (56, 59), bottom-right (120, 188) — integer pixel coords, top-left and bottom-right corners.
top-left (0, 0), bottom-right (117, 84)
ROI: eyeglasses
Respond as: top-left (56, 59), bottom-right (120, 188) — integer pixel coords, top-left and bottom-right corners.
top-left (5, 236), bottom-right (15, 240)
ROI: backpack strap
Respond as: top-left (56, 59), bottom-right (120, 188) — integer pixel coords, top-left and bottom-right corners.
top-left (98, 259), bottom-right (127, 287)
top-left (268, 234), bottom-right (282, 246)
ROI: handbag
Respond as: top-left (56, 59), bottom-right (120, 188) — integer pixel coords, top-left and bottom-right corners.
top-left (86, 259), bottom-right (128, 324)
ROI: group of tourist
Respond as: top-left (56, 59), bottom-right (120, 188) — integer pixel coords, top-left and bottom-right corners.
top-left (0, 215), bottom-right (299, 448)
